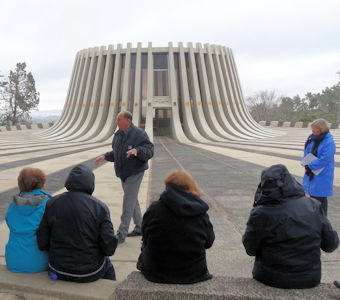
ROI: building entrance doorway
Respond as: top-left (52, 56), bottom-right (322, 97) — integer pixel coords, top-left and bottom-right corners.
top-left (153, 108), bottom-right (172, 137)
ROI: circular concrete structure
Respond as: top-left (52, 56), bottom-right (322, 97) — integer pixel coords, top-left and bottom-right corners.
top-left (40, 42), bottom-right (279, 142)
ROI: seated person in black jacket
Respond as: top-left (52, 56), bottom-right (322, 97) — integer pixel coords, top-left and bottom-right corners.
top-left (137, 169), bottom-right (215, 284)
top-left (37, 164), bottom-right (118, 282)
top-left (243, 164), bottom-right (339, 289)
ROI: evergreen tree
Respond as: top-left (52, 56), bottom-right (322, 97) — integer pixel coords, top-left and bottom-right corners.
top-left (0, 62), bottom-right (39, 125)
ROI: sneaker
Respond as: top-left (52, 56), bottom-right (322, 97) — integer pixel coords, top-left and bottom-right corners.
top-left (334, 281), bottom-right (340, 289)
top-left (116, 233), bottom-right (125, 244)
top-left (127, 230), bottom-right (142, 237)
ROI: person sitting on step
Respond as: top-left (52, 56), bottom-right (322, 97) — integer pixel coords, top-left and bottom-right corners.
top-left (6, 167), bottom-right (51, 273)
top-left (243, 164), bottom-right (339, 289)
top-left (37, 164), bottom-right (118, 282)
top-left (137, 169), bottom-right (215, 284)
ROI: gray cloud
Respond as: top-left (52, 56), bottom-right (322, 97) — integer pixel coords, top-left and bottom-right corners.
top-left (1, 0), bottom-right (339, 110)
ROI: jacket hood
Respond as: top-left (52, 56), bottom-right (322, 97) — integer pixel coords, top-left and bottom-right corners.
top-left (159, 183), bottom-right (209, 217)
top-left (65, 164), bottom-right (95, 194)
top-left (13, 193), bottom-right (48, 207)
top-left (254, 164), bottom-right (305, 206)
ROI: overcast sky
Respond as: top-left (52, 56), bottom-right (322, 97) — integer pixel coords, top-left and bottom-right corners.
top-left (1, 0), bottom-right (339, 111)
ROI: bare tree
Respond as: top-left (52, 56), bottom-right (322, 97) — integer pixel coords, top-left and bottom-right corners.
top-left (246, 89), bottom-right (282, 121)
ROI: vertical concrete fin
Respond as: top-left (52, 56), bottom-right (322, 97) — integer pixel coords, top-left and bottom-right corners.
top-left (177, 43), bottom-right (211, 143)
top-left (91, 44), bottom-right (123, 142)
top-left (204, 44), bottom-right (248, 140)
top-left (47, 49), bottom-right (91, 138)
top-left (168, 42), bottom-right (191, 143)
top-left (55, 47), bottom-right (99, 140)
top-left (41, 43), bottom-right (282, 142)
top-left (195, 43), bottom-right (238, 140)
top-left (121, 43), bottom-right (131, 112)
top-left (185, 43), bottom-right (223, 142)
top-left (38, 51), bottom-right (81, 137)
top-left (144, 42), bottom-right (154, 141)
top-left (212, 45), bottom-right (256, 139)
top-left (42, 51), bottom-right (85, 138)
top-left (132, 42), bottom-right (142, 126)
top-left (75, 45), bottom-right (115, 141)
top-left (227, 48), bottom-right (278, 135)
top-left (63, 46), bottom-right (107, 141)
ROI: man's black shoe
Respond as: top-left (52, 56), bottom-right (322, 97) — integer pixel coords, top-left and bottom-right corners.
top-left (334, 281), bottom-right (340, 289)
top-left (127, 230), bottom-right (142, 237)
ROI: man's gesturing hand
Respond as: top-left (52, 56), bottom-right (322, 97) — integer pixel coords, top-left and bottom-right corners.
top-left (126, 149), bottom-right (137, 158)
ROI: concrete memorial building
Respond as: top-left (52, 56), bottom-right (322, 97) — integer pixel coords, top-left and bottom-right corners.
top-left (40, 42), bottom-right (279, 142)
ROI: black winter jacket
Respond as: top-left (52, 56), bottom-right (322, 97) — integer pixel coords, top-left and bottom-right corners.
top-left (104, 124), bottom-right (154, 181)
top-left (37, 164), bottom-right (117, 280)
top-left (242, 164), bottom-right (339, 289)
top-left (137, 184), bottom-right (215, 284)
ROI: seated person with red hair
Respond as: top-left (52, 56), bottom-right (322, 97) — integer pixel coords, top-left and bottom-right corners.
top-left (6, 167), bottom-right (51, 273)
top-left (137, 169), bottom-right (215, 284)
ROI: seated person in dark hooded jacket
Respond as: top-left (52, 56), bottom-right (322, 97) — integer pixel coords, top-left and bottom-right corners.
top-left (137, 170), bottom-right (215, 284)
top-left (37, 164), bottom-right (118, 282)
top-left (242, 164), bottom-right (339, 289)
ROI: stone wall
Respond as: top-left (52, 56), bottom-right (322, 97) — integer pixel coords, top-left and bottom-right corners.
top-left (0, 123), bottom-right (53, 132)
top-left (259, 121), bottom-right (340, 129)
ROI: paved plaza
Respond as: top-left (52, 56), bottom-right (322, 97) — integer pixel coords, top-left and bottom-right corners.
top-left (0, 126), bottom-right (340, 287)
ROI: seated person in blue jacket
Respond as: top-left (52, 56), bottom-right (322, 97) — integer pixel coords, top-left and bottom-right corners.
top-left (137, 169), bottom-right (215, 284)
top-left (243, 164), bottom-right (339, 289)
top-left (6, 167), bottom-right (51, 273)
top-left (37, 164), bottom-right (118, 282)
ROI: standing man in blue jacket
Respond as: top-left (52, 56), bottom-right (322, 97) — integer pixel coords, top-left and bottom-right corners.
top-left (95, 111), bottom-right (154, 244)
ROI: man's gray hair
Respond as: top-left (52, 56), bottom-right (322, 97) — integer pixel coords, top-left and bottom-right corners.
top-left (122, 111), bottom-right (132, 121)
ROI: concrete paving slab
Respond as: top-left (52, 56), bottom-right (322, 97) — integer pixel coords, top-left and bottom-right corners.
top-left (0, 127), bottom-right (340, 298)
top-left (0, 265), bottom-right (117, 299)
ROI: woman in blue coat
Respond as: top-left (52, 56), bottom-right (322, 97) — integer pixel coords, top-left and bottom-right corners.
top-left (6, 167), bottom-right (51, 273)
top-left (301, 118), bottom-right (336, 215)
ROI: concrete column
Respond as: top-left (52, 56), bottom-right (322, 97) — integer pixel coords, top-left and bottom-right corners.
top-left (178, 42), bottom-right (210, 142)
top-left (213, 45), bottom-right (255, 139)
top-left (227, 48), bottom-right (277, 135)
top-left (227, 48), bottom-right (257, 124)
top-left (50, 48), bottom-right (94, 139)
top-left (196, 43), bottom-right (235, 140)
top-left (168, 42), bottom-right (190, 143)
top-left (77, 45), bottom-right (115, 142)
top-left (144, 42), bottom-right (154, 141)
top-left (63, 46), bottom-right (107, 141)
top-left (56, 47), bottom-right (99, 140)
top-left (41, 42), bottom-right (283, 142)
top-left (92, 44), bottom-right (123, 142)
top-left (186, 43), bottom-right (223, 142)
top-left (121, 43), bottom-right (131, 112)
top-left (48, 49), bottom-right (91, 138)
top-left (132, 42), bottom-right (142, 126)
top-left (223, 47), bottom-right (274, 137)
top-left (219, 47), bottom-right (264, 136)
top-left (39, 52), bottom-right (81, 136)
top-left (204, 43), bottom-right (245, 140)
top-left (43, 50), bottom-right (85, 137)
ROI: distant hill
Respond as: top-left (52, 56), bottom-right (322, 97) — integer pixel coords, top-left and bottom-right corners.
top-left (30, 109), bottom-right (61, 123)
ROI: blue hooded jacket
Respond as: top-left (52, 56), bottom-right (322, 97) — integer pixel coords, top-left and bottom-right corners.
top-left (6, 189), bottom-right (51, 273)
top-left (302, 131), bottom-right (335, 197)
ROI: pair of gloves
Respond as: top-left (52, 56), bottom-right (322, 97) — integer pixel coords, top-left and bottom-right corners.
top-left (305, 165), bottom-right (314, 181)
